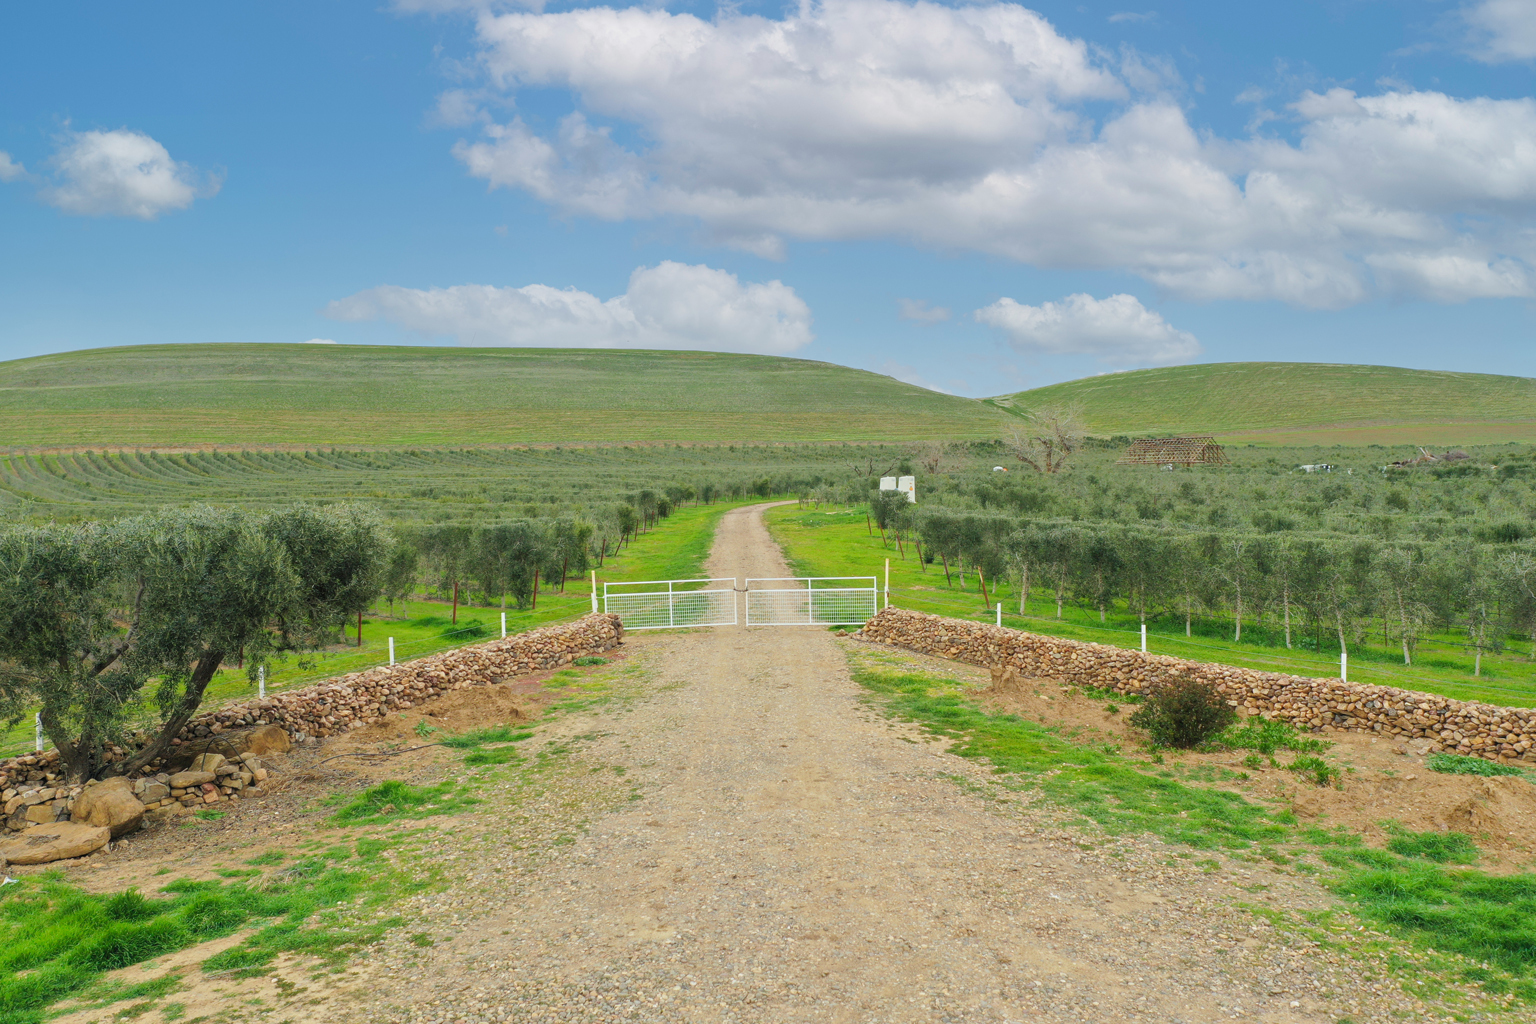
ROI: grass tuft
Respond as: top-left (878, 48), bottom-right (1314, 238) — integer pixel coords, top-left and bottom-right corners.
top-left (1426, 752), bottom-right (1530, 779)
top-left (328, 780), bottom-right (477, 825)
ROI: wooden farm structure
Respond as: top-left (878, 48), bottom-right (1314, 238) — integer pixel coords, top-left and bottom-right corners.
top-left (1117, 435), bottom-right (1229, 467)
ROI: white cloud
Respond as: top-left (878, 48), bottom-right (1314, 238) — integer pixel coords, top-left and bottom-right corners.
top-left (41, 129), bottom-right (216, 219)
top-left (304, 338), bottom-right (339, 344)
top-left (0, 152), bottom-right (24, 183)
top-left (897, 298), bottom-right (950, 323)
top-left (1464, 0), bottom-right (1536, 62)
top-left (325, 261), bottom-right (813, 355)
top-left (1108, 12), bottom-right (1156, 24)
top-left (431, 0), bottom-right (1536, 307)
top-left (974, 293), bottom-right (1201, 365)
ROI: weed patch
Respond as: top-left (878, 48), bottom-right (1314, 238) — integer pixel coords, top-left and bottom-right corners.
top-left (328, 780), bottom-right (477, 825)
top-left (1288, 755), bottom-right (1343, 788)
top-left (1217, 718), bottom-right (1330, 756)
top-left (1426, 752), bottom-right (1530, 779)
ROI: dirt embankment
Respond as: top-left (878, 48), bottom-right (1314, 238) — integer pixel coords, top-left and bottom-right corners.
top-left (983, 667), bottom-right (1536, 864)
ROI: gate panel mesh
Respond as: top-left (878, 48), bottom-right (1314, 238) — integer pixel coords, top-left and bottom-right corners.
top-left (745, 578), bottom-right (877, 626)
top-left (603, 580), bottom-right (737, 629)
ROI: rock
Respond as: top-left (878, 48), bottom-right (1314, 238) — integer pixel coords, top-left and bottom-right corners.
top-left (189, 753), bottom-right (227, 773)
top-left (167, 770), bottom-right (215, 788)
top-left (70, 777), bottom-right (147, 838)
top-left (23, 805), bottom-right (56, 825)
top-left (162, 724), bottom-right (292, 770)
top-left (0, 821), bottom-right (110, 864)
top-left (140, 782), bottom-right (170, 804)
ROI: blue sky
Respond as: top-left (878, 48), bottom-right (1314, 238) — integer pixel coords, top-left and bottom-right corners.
top-left (3, 0), bottom-right (1535, 397)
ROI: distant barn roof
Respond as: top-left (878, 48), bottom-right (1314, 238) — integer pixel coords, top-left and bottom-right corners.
top-left (1117, 435), bottom-right (1229, 466)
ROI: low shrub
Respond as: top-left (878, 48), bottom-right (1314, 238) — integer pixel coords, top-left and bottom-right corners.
top-left (1128, 679), bottom-right (1236, 749)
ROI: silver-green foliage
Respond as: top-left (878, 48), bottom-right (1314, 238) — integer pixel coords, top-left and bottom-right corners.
top-left (0, 504), bottom-right (388, 782)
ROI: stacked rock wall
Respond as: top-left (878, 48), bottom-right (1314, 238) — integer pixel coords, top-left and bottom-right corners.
top-left (173, 613), bottom-right (624, 745)
top-left (0, 613), bottom-right (624, 831)
top-left (855, 608), bottom-right (1536, 764)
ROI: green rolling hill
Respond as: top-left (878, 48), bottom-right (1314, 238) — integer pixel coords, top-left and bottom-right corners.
top-left (0, 344), bottom-right (1005, 449)
top-left (992, 362), bottom-right (1536, 446)
top-left (3, 347), bottom-right (1532, 450)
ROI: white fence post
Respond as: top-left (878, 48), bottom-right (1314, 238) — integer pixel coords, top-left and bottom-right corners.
top-left (258, 665), bottom-right (266, 699)
top-left (1141, 623), bottom-right (1147, 653)
top-left (34, 713), bottom-right (43, 752)
top-left (1341, 650), bottom-right (1348, 682)
top-left (884, 559), bottom-right (890, 610)
top-left (591, 571), bottom-right (598, 615)
top-left (501, 612), bottom-right (507, 638)
top-left (668, 580), bottom-right (675, 628)
top-left (388, 638), bottom-right (395, 666)
top-left (996, 604), bottom-right (1002, 628)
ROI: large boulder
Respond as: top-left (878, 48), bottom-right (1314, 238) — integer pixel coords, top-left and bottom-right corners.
top-left (165, 725), bottom-right (291, 769)
top-left (0, 821), bottom-right (110, 865)
top-left (70, 777), bottom-right (146, 838)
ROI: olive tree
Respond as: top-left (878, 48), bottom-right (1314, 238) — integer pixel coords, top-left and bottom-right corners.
top-left (0, 504), bottom-right (388, 783)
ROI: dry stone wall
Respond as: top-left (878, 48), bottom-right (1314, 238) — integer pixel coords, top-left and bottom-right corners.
top-left (855, 608), bottom-right (1536, 765)
top-left (0, 613), bottom-right (625, 836)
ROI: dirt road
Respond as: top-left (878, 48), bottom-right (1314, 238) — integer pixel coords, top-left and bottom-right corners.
top-left (350, 503), bottom-right (1414, 1024)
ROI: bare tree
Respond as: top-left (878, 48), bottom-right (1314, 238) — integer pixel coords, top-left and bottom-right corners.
top-left (914, 441), bottom-right (953, 475)
top-left (1002, 405), bottom-right (1084, 474)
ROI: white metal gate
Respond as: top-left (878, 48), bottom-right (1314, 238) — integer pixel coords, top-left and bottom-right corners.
top-left (745, 577), bottom-right (878, 626)
top-left (603, 578), bottom-right (738, 630)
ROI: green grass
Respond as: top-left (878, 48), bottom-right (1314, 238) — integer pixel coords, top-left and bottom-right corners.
top-left (0, 344), bottom-right (1004, 448)
top-left (0, 838), bottom-right (425, 1024)
top-left (439, 725), bottom-right (535, 766)
top-left (991, 362), bottom-right (1536, 446)
top-left (327, 781), bottom-right (477, 825)
top-left (1334, 866), bottom-right (1536, 988)
top-left (846, 651), bottom-right (1536, 1003)
top-left (1385, 828), bottom-right (1481, 865)
top-left (766, 504), bottom-right (1536, 708)
top-left (1427, 752), bottom-right (1533, 779)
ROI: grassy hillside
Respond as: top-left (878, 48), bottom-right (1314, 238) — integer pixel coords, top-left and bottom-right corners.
top-left (992, 363), bottom-right (1536, 446)
top-left (0, 344), bottom-right (1005, 449)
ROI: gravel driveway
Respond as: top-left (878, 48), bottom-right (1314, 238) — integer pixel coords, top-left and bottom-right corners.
top-left (340, 503), bottom-right (1437, 1024)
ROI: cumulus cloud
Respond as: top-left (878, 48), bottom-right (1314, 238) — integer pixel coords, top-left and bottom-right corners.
top-left (1464, 0), bottom-right (1536, 62)
top-left (304, 338), bottom-right (339, 344)
top-left (425, 0), bottom-right (1536, 308)
top-left (0, 152), bottom-right (24, 183)
top-left (325, 261), bottom-right (813, 354)
top-left (897, 298), bottom-right (950, 323)
top-left (974, 293), bottom-right (1200, 365)
top-left (41, 129), bottom-right (217, 219)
